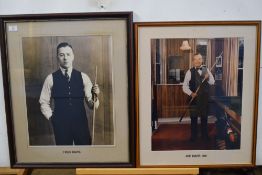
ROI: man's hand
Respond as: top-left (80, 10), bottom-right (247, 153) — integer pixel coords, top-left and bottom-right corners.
top-left (204, 73), bottom-right (209, 80)
top-left (191, 92), bottom-right (197, 98)
top-left (92, 84), bottom-right (100, 96)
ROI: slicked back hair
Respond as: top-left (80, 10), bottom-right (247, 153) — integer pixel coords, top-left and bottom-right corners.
top-left (56, 42), bottom-right (74, 55)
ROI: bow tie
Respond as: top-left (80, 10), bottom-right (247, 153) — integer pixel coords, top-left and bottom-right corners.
top-left (196, 67), bottom-right (202, 71)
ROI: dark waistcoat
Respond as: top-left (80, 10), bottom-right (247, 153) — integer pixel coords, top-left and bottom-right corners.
top-left (51, 69), bottom-right (86, 119)
top-left (189, 67), bottom-right (209, 94)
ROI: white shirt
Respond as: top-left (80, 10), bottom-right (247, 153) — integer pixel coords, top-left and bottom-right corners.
top-left (182, 66), bottom-right (215, 96)
top-left (39, 67), bottom-right (99, 120)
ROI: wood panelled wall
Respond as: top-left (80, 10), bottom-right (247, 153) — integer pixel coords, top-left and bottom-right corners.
top-left (155, 85), bottom-right (188, 118)
top-left (151, 39), bottom-right (191, 119)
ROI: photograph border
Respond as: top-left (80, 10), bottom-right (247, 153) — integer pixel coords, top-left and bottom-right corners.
top-left (135, 21), bottom-right (261, 168)
top-left (0, 12), bottom-right (135, 168)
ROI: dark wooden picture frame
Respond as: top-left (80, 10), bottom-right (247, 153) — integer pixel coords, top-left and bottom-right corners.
top-left (0, 12), bottom-right (135, 168)
top-left (135, 21), bottom-right (260, 167)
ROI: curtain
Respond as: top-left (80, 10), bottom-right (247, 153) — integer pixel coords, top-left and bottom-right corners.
top-left (151, 39), bottom-right (157, 84)
top-left (207, 39), bottom-right (213, 70)
top-left (160, 39), bottom-right (167, 84)
top-left (188, 39), bottom-right (197, 68)
top-left (223, 38), bottom-right (239, 96)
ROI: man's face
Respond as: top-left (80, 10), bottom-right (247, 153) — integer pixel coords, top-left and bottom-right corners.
top-left (57, 46), bottom-right (74, 69)
top-left (192, 54), bottom-right (203, 68)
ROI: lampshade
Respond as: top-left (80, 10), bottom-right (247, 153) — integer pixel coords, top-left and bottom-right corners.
top-left (180, 40), bottom-right (191, 50)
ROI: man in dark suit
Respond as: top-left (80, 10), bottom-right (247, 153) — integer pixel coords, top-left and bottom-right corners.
top-left (39, 42), bottom-right (99, 145)
top-left (182, 53), bottom-right (215, 142)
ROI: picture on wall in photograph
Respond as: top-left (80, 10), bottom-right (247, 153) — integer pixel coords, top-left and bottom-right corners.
top-left (23, 36), bottom-right (114, 146)
top-left (151, 37), bottom-right (243, 151)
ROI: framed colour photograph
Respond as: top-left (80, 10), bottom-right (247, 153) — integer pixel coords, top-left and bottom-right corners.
top-left (0, 12), bottom-right (135, 167)
top-left (135, 21), bottom-right (260, 167)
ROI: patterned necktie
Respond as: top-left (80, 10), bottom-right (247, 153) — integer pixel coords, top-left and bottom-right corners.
top-left (65, 69), bottom-right (70, 82)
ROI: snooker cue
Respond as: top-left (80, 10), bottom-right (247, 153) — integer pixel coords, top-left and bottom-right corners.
top-left (92, 66), bottom-right (97, 145)
top-left (179, 52), bottom-right (222, 122)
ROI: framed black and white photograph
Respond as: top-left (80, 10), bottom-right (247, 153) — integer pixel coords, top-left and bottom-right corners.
top-left (0, 12), bottom-right (135, 167)
top-left (215, 53), bottom-right (223, 68)
top-left (135, 21), bottom-right (260, 167)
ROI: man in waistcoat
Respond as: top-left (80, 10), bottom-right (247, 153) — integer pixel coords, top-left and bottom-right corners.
top-left (182, 53), bottom-right (215, 142)
top-left (39, 42), bottom-right (99, 145)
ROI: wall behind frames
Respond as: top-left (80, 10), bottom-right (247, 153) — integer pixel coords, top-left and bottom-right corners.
top-left (0, 0), bottom-right (262, 166)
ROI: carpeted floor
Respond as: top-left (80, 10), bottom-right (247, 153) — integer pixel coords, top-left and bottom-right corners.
top-left (152, 122), bottom-right (240, 151)
top-left (152, 123), bottom-right (217, 150)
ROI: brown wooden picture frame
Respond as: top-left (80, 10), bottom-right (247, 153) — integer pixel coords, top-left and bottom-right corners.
top-left (0, 12), bottom-right (135, 168)
top-left (135, 21), bottom-right (260, 167)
